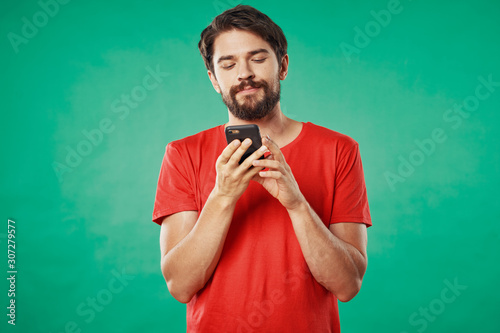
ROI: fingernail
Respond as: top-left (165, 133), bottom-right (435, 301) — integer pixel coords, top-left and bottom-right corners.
top-left (233, 140), bottom-right (240, 146)
top-left (244, 138), bottom-right (252, 146)
top-left (259, 145), bottom-right (268, 152)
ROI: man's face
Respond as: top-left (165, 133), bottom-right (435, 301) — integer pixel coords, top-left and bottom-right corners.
top-left (208, 29), bottom-right (285, 121)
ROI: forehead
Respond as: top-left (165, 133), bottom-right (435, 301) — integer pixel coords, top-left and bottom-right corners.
top-left (213, 29), bottom-right (273, 59)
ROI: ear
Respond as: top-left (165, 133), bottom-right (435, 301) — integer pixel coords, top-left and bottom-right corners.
top-left (207, 70), bottom-right (221, 94)
top-left (279, 54), bottom-right (289, 80)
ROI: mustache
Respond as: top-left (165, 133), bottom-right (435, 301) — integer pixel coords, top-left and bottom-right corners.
top-left (234, 79), bottom-right (265, 93)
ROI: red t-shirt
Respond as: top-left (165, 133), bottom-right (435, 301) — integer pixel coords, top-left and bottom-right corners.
top-left (152, 121), bottom-right (371, 332)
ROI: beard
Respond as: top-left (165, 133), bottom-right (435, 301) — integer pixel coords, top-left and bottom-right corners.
top-left (220, 73), bottom-right (281, 121)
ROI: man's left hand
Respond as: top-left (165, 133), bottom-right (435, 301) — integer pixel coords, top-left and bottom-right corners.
top-left (251, 135), bottom-right (306, 210)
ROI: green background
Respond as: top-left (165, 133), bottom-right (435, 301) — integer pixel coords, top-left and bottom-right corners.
top-left (1, 0), bottom-right (499, 332)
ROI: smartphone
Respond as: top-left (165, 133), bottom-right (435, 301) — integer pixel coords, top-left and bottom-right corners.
top-left (225, 124), bottom-right (264, 164)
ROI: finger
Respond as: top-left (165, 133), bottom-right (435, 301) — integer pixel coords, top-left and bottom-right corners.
top-left (250, 172), bottom-right (264, 184)
top-left (251, 159), bottom-right (281, 171)
top-left (217, 139), bottom-right (242, 165)
top-left (262, 135), bottom-right (285, 163)
top-left (243, 164), bottom-right (266, 182)
top-left (239, 143), bottom-right (269, 170)
top-left (258, 170), bottom-right (283, 179)
top-left (229, 138), bottom-right (254, 165)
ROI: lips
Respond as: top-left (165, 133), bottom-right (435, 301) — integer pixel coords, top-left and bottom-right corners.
top-left (238, 86), bottom-right (260, 94)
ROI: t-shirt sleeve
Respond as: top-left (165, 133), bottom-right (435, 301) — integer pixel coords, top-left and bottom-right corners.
top-left (330, 143), bottom-right (372, 227)
top-left (152, 142), bottom-right (198, 225)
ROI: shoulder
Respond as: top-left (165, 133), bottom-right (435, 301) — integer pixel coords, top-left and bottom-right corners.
top-left (304, 122), bottom-right (358, 150)
top-left (167, 124), bottom-right (224, 151)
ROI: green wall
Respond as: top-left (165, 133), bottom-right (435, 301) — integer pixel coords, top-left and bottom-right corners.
top-left (1, 0), bottom-right (499, 332)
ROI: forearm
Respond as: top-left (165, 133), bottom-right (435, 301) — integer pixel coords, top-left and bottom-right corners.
top-left (287, 201), bottom-right (367, 302)
top-left (161, 190), bottom-right (236, 303)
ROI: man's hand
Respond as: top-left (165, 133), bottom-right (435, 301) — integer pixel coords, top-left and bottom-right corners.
top-left (250, 136), bottom-right (367, 301)
top-left (161, 137), bottom-right (269, 303)
top-left (251, 135), bottom-right (306, 210)
top-left (214, 137), bottom-right (269, 202)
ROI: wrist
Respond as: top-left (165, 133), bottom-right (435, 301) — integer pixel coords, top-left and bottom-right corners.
top-left (286, 197), bottom-right (309, 214)
top-left (209, 188), bottom-right (238, 209)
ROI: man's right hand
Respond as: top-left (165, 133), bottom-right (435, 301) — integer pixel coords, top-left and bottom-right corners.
top-left (213, 138), bottom-right (268, 201)
top-left (161, 137), bottom-right (269, 303)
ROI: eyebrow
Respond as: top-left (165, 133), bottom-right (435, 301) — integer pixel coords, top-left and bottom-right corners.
top-left (216, 48), bottom-right (270, 64)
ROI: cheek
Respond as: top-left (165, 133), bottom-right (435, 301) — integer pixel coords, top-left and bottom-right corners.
top-left (219, 83), bottom-right (232, 96)
top-left (259, 65), bottom-right (280, 83)
top-left (215, 73), bottom-right (234, 92)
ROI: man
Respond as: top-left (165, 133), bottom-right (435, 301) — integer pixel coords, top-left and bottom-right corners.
top-left (152, 5), bottom-right (371, 332)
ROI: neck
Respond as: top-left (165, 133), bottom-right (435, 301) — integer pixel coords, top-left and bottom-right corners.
top-left (225, 102), bottom-right (291, 140)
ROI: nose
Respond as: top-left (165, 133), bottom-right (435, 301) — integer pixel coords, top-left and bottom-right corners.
top-left (237, 61), bottom-right (255, 81)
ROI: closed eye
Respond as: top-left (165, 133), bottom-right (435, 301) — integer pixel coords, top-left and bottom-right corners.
top-left (222, 58), bottom-right (267, 70)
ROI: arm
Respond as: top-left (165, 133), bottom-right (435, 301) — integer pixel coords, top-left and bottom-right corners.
top-left (159, 192), bottom-right (236, 303)
top-left (252, 135), bottom-right (368, 302)
top-left (287, 204), bottom-right (367, 302)
top-left (159, 138), bottom-right (268, 303)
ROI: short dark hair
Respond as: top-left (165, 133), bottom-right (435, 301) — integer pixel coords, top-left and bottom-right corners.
top-left (198, 5), bottom-right (288, 75)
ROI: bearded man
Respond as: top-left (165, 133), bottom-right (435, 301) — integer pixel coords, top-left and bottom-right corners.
top-left (152, 5), bottom-right (372, 332)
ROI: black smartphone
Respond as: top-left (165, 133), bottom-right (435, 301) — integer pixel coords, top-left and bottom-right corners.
top-left (225, 124), bottom-right (264, 164)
